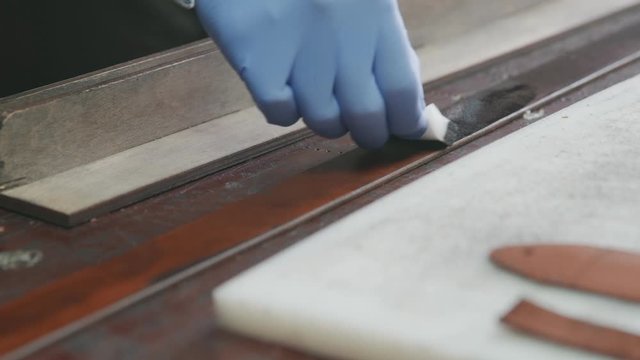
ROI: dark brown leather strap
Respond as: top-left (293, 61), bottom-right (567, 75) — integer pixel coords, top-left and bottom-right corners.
top-left (503, 300), bottom-right (640, 359)
top-left (491, 245), bottom-right (640, 302)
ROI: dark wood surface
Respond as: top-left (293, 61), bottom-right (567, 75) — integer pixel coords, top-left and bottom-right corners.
top-left (0, 138), bottom-right (448, 353)
top-left (1, 8), bottom-right (640, 359)
top-left (0, 127), bottom-right (314, 227)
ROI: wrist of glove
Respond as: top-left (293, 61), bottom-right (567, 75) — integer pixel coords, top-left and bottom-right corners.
top-left (196, 0), bottom-right (444, 149)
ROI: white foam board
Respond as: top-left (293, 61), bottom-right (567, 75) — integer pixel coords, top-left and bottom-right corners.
top-left (214, 74), bottom-right (640, 359)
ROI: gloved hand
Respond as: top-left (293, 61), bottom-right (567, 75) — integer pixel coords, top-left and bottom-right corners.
top-left (196, 0), bottom-right (433, 149)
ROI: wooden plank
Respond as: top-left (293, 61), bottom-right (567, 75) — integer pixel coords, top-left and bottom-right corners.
top-left (0, 43), bottom-right (253, 185)
top-left (212, 74), bottom-right (640, 360)
top-left (0, 140), bottom-right (448, 355)
top-left (0, 109), bottom-right (308, 227)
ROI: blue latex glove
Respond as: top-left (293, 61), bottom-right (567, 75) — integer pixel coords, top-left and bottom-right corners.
top-left (196, 0), bottom-right (430, 149)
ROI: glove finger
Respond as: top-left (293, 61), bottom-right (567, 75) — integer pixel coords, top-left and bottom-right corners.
top-left (290, 26), bottom-right (346, 138)
top-left (335, 69), bottom-right (389, 149)
top-left (374, 11), bottom-right (426, 139)
top-left (335, 24), bottom-right (388, 149)
top-left (221, 3), bottom-right (301, 127)
top-left (240, 36), bottom-right (301, 127)
top-left (256, 88), bottom-right (298, 127)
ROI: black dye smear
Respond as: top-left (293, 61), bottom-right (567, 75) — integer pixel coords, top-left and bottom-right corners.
top-left (443, 82), bottom-right (536, 144)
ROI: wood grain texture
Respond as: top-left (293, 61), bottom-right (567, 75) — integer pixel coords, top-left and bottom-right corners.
top-left (0, 43), bottom-right (252, 185)
top-left (0, 140), bottom-right (446, 354)
top-left (503, 300), bottom-right (640, 359)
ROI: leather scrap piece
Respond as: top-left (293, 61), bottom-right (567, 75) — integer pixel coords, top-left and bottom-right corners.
top-left (491, 244), bottom-right (640, 303)
top-left (503, 300), bottom-right (640, 359)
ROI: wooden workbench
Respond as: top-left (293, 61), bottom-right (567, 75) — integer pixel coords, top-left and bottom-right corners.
top-left (2, 4), bottom-right (640, 360)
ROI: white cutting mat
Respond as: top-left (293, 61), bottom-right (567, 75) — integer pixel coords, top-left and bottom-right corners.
top-left (213, 75), bottom-right (640, 360)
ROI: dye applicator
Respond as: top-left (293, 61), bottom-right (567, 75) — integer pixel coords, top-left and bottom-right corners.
top-left (419, 82), bottom-right (536, 145)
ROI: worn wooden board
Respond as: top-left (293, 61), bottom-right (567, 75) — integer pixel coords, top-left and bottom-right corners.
top-left (213, 75), bottom-right (640, 360)
top-left (0, 109), bottom-right (308, 226)
top-left (0, 42), bottom-right (252, 185)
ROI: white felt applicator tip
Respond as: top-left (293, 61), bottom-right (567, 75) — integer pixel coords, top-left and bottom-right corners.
top-left (420, 104), bottom-right (458, 145)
